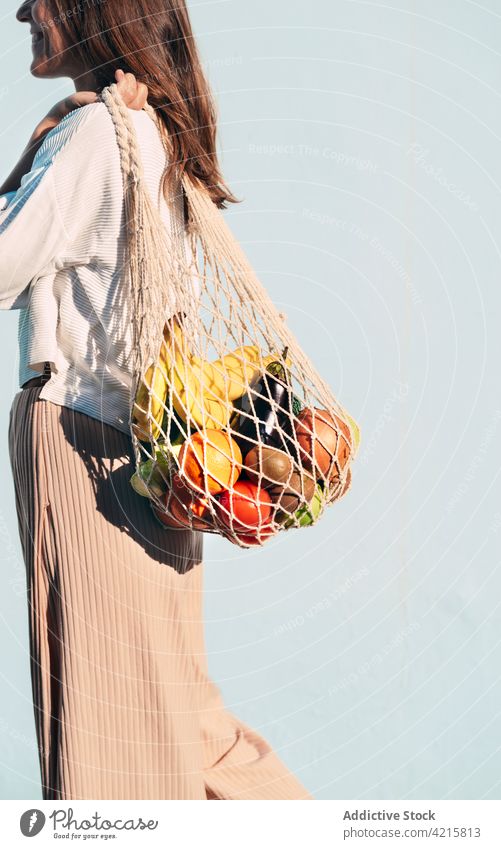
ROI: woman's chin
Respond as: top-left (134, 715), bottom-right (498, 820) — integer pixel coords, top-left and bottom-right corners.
top-left (30, 56), bottom-right (63, 79)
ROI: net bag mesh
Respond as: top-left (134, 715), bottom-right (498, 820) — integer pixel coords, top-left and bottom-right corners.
top-left (100, 83), bottom-right (361, 549)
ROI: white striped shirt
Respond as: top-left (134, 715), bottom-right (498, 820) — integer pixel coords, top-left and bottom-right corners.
top-left (0, 101), bottom-right (191, 435)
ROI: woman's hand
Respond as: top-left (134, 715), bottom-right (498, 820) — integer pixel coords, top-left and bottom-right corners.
top-left (0, 70), bottom-right (149, 196)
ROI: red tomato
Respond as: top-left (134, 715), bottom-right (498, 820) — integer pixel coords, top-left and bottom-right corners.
top-left (218, 480), bottom-right (272, 530)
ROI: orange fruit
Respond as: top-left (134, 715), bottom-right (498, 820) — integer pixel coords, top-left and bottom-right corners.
top-left (178, 429), bottom-right (242, 496)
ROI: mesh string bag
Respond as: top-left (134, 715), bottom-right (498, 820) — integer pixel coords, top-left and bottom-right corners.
top-left (99, 83), bottom-right (361, 549)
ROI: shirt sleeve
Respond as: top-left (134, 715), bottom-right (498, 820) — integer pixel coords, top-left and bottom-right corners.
top-left (0, 102), bottom-right (118, 311)
top-left (0, 161), bottom-right (68, 310)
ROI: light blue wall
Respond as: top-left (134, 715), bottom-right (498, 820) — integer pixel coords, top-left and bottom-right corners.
top-left (1, 0), bottom-right (500, 800)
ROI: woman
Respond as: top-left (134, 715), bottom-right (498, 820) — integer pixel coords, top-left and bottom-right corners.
top-left (2, 0), bottom-right (313, 800)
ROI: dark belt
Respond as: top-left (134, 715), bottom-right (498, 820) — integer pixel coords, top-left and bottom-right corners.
top-left (21, 361), bottom-right (52, 390)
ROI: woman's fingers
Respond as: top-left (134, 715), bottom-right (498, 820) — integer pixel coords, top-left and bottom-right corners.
top-left (131, 82), bottom-right (148, 110)
top-left (123, 72), bottom-right (145, 108)
top-left (137, 82), bottom-right (148, 106)
top-left (115, 69), bottom-right (149, 110)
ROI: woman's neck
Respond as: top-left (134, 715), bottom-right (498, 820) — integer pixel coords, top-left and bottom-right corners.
top-left (73, 70), bottom-right (100, 92)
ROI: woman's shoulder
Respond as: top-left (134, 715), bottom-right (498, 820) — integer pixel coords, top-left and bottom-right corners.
top-left (33, 101), bottom-right (165, 174)
top-left (33, 101), bottom-right (119, 170)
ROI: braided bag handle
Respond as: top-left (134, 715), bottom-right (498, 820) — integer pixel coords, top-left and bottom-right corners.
top-left (99, 84), bottom-right (191, 423)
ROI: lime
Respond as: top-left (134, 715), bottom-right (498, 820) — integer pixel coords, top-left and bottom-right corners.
top-left (130, 471), bottom-right (151, 498)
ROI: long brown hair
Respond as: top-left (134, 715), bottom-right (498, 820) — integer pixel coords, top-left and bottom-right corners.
top-left (48, 0), bottom-right (239, 209)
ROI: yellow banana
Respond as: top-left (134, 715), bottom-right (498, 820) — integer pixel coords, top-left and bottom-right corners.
top-left (134, 316), bottom-right (294, 437)
top-left (189, 355), bottom-right (228, 400)
top-left (210, 346), bottom-right (261, 401)
top-left (131, 354), bottom-right (168, 442)
top-left (190, 347), bottom-right (289, 403)
top-left (163, 320), bottom-right (233, 430)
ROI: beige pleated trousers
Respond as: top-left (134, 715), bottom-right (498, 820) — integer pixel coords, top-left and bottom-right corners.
top-left (7, 381), bottom-right (313, 801)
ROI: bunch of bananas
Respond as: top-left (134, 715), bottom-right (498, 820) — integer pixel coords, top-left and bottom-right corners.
top-left (131, 318), bottom-right (275, 441)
